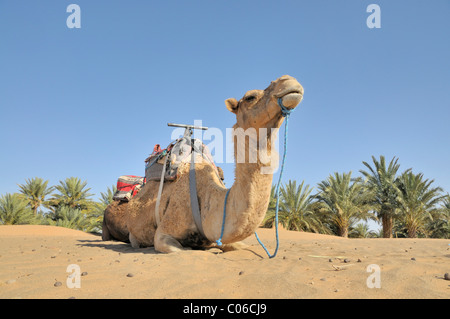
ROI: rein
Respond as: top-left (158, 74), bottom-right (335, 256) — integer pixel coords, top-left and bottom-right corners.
top-left (216, 97), bottom-right (294, 258)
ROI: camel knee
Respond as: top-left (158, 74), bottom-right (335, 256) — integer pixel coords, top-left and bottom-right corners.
top-left (129, 232), bottom-right (140, 248)
top-left (154, 230), bottom-right (184, 253)
top-left (102, 220), bottom-right (111, 241)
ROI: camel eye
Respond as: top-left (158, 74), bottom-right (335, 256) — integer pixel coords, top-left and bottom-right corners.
top-left (245, 95), bottom-right (256, 102)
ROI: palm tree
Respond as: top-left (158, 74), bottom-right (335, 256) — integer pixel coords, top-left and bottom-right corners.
top-left (315, 172), bottom-right (373, 237)
top-left (49, 177), bottom-right (94, 211)
top-left (349, 222), bottom-right (377, 238)
top-left (17, 177), bottom-right (53, 215)
top-left (263, 180), bottom-right (325, 233)
top-left (443, 194), bottom-right (450, 211)
top-left (45, 205), bottom-right (89, 231)
top-left (392, 219), bottom-right (408, 238)
top-left (396, 171), bottom-right (443, 238)
top-left (360, 155), bottom-right (408, 238)
top-left (0, 193), bottom-right (36, 225)
top-left (98, 185), bottom-right (117, 208)
top-left (427, 194), bottom-right (450, 239)
top-left (88, 185), bottom-right (117, 233)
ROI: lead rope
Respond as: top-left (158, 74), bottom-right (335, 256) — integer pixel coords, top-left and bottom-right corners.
top-left (217, 98), bottom-right (293, 258)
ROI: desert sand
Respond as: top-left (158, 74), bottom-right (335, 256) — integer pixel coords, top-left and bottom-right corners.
top-left (0, 225), bottom-right (448, 299)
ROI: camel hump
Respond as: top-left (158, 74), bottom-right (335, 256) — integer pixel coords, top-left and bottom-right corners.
top-left (145, 138), bottom-right (220, 183)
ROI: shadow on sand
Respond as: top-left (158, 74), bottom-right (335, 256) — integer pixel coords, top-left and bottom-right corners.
top-left (76, 239), bottom-right (158, 255)
top-left (76, 238), bottom-right (265, 258)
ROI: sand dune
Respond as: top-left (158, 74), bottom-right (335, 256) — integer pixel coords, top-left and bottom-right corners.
top-left (0, 225), bottom-right (449, 299)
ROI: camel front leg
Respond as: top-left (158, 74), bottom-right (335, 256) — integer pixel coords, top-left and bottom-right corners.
top-left (102, 219), bottom-right (111, 241)
top-left (129, 232), bottom-right (140, 248)
top-left (154, 228), bottom-right (184, 253)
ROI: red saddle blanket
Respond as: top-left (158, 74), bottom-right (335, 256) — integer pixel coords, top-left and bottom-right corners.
top-left (113, 175), bottom-right (146, 202)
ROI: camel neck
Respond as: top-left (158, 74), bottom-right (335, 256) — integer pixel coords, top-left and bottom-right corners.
top-left (232, 126), bottom-right (278, 192)
top-left (219, 127), bottom-right (279, 243)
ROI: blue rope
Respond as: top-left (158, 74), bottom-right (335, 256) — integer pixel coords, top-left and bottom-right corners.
top-left (254, 98), bottom-right (293, 258)
top-left (217, 98), bottom-right (293, 259)
top-left (277, 97), bottom-right (294, 117)
top-left (216, 188), bottom-right (231, 246)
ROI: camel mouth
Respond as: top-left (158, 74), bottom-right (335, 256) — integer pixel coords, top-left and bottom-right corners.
top-left (276, 89), bottom-right (303, 108)
top-left (281, 90), bottom-right (302, 98)
top-left (274, 87), bottom-right (303, 99)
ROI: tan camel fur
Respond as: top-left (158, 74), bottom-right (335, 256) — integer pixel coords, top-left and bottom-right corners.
top-left (103, 75), bottom-right (304, 253)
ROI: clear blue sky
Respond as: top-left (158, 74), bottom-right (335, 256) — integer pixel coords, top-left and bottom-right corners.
top-left (1, 1), bottom-right (449, 230)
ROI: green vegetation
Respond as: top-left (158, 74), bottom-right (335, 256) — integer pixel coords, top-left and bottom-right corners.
top-left (262, 181), bottom-right (327, 234)
top-left (0, 193), bottom-right (37, 225)
top-left (263, 155), bottom-right (449, 238)
top-left (315, 172), bottom-right (373, 238)
top-left (1, 176), bottom-right (115, 234)
top-left (360, 156), bottom-right (406, 238)
top-left (17, 177), bottom-right (53, 216)
top-left (0, 155), bottom-right (449, 239)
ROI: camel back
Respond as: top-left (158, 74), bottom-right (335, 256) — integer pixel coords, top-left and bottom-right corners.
top-left (112, 122), bottom-right (220, 203)
top-left (144, 137), bottom-right (217, 182)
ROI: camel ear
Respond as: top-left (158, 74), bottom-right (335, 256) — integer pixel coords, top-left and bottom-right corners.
top-left (225, 98), bottom-right (239, 114)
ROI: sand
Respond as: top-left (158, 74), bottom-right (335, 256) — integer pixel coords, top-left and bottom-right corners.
top-left (0, 225), bottom-right (449, 299)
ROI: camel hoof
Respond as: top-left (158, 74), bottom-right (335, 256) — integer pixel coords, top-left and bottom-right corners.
top-left (219, 241), bottom-right (248, 252)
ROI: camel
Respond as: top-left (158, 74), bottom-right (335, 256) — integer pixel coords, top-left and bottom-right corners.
top-left (102, 75), bottom-right (304, 253)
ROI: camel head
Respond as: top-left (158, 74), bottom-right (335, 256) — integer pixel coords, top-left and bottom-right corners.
top-left (225, 75), bottom-right (304, 130)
